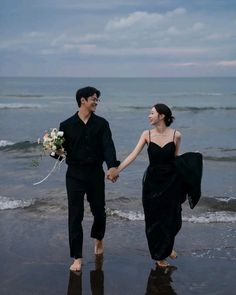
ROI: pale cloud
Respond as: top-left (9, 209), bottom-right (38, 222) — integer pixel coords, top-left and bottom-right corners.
top-left (217, 60), bottom-right (236, 66)
top-left (170, 62), bottom-right (200, 67)
top-left (0, 0), bottom-right (235, 77)
top-left (166, 26), bottom-right (181, 35)
top-left (0, 31), bottom-right (49, 50)
top-left (50, 33), bottom-right (107, 48)
top-left (191, 22), bottom-right (205, 31)
top-left (206, 33), bottom-right (235, 40)
top-left (103, 9), bottom-right (213, 52)
top-left (169, 61), bottom-right (236, 68)
top-left (165, 7), bottom-right (186, 17)
top-left (31, 6), bottom-right (228, 63)
top-left (0, 7), bottom-right (232, 63)
top-left (24, 31), bottom-right (46, 38)
top-left (34, 0), bottom-right (143, 10)
top-left (106, 8), bottom-right (186, 31)
top-left (106, 11), bottom-right (163, 30)
top-left (60, 46), bottom-right (209, 57)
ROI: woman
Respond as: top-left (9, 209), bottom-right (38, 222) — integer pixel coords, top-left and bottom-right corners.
top-left (108, 103), bottom-right (202, 267)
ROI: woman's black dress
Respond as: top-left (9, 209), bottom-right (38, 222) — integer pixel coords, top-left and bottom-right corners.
top-left (142, 139), bottom-right (184, 261)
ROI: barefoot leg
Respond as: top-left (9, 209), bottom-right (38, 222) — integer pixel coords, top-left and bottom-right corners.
top-left (94, 239), bottom-right (104, 255)
top-left (70, 258), bottom-right (82, 271)
top-left (156, 260), bottom-right (170, 267)
top-left (169, 250), bottom-right (178, 259)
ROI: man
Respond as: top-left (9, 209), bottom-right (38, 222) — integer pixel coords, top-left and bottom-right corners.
top-left (59, 86), bottom-right (119, 271)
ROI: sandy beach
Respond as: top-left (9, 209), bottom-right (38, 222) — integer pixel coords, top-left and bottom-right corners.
top-left (0, 77), bottom-right (236, 294)
top-left (0, 206), bottom-right (235, 295)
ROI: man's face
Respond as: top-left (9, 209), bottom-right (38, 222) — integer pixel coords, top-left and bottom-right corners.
top-left (82, 93), bottom-right (100, 112)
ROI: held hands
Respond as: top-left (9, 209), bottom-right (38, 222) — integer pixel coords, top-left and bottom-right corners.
top-left (106, 167), bottom-right (119, 183)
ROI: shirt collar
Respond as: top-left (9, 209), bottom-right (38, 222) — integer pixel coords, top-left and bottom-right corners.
top-left (75, 111), bottom-right (96, 126)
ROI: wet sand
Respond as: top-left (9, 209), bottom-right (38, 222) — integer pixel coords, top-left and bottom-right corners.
top-left (0, 209), bottom-right (236, 295)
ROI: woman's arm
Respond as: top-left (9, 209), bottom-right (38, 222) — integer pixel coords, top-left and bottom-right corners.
top-left (107, 130), bottom-right (148, 179)
top-left (174, 131), bottom-right (181, 156)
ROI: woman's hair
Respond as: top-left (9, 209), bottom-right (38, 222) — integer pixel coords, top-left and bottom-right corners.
top-left (154, 103), bottom-right (175, 126)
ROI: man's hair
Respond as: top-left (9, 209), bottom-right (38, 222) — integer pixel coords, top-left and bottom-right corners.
top-left (76, 86), bottom-right (101, 107)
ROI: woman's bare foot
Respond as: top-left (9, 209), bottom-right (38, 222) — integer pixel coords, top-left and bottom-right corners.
top-left (156, 260), bottom-right (170, 267)
top-left (169, 250), bottom-right (178, 259)
top-left (70, 258), bottom-right (82, 272)
top-left (94, 239), bottom-right (104, 255)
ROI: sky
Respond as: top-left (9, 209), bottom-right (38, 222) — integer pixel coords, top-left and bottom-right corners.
top-left (0, 0), bottom-right (236, 77)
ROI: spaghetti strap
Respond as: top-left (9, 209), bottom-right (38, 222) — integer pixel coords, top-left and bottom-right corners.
top-left (149, 130), bottom-right (151, 144)
top-left (173, 129), bottom-right (176, 141)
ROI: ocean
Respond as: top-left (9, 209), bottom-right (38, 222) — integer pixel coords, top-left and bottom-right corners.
top-left (0, 77), bottom-right (236, 224)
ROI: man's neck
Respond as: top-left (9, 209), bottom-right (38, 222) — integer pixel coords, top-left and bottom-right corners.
top-left (78, 108), bottom-right (92, 124)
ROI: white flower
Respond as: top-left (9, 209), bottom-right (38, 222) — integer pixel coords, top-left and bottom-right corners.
top-left (50, 131), bottom-right (56, 138)
top-left (40, 127), bottom-right (66, 157)
top-left (57, 131), bottom-right (64, 137)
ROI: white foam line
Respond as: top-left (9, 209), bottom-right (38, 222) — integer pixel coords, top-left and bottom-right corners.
top-left (0, 196), bottom-right (34, 210)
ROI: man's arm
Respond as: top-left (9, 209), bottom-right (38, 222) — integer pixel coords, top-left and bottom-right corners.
top-left (102, 121), bottom-right (120, 169)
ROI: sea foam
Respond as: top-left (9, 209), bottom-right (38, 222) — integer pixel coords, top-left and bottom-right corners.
top-left (183, 212), bottom-right (236, 223)
top-left (0, 103), bottom-right (41, 110)
top-left (106, 208), bottom-right (236, 223)
top-left (0, 196), bottom-right (34, 210)
top-left (0, 140), bottom-right (15, 147)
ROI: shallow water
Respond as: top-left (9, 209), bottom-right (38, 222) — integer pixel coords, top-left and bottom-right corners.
top-left (0, 77), bottom-right (235, 224)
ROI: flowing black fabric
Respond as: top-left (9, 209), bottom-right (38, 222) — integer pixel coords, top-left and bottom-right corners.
top-left (142, 141), bottom-right (202, 261)
top-left (175, 152), bottom-right (203, 209)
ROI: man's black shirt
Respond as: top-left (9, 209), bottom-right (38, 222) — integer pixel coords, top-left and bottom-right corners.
top-left (59, 112), bottom-right (119, 168)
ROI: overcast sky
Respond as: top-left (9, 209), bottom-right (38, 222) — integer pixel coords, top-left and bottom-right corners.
top-left (0, 0), bottom-right (236, 77)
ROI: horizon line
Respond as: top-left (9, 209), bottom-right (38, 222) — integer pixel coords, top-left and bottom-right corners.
top-left (0, 75), bottom-right (236, 79)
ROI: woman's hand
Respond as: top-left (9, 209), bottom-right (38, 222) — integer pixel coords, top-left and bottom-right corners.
top-left (106, 167), bottom-right (119, 183)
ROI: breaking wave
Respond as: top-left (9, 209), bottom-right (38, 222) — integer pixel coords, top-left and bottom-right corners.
top-left (204, 155), bottom-right (236, 162)
top-left (199, 197), bottom-right (236, 212)
top-left (4, 94), bottom-right (44, 98)
top-left (106, 208), bottom-right (144, 221)
top-left (120, 106), bottom-right (236, 112)
top-left (0, 196), bottom-right (35, 210)
top-left (161, 92), bottom-right (223, 97)
top-left (182, 212), bottom-right (236, 223)
top-left (0, 103), bottom-right (42, 110)
top-left (106, 208), bottom-right (236, 223)
top-left (0, 140), bottom-right (39, 151)
top-left (172, 106), bottom-right (236, 112)
top-left (0, 140), bottom-right (15, 147)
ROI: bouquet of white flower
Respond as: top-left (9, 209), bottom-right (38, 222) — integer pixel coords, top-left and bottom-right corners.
top-left (42, 128), bottom-right (66, 157)
top-left (33, 128), bottom-right (66, 186)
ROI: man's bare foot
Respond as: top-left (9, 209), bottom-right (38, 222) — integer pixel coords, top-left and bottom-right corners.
top-left (94, 239), bottom-right (104, 255)
top-left (169, 250), bottom-right (178, 259)
top-left (70, 258), bottom-right (82, 272)
top-left (156, 260), bottom-right (170, 267)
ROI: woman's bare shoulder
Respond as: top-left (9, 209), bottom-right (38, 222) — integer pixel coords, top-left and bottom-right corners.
top-left (139, 129), bottom-right (149, 135)
top-left (140, 130), bottom-right (150, 142)
top-left (169, 128), bottom-right (181, 139)
top-left (175, 130), bottom-right (181, 138)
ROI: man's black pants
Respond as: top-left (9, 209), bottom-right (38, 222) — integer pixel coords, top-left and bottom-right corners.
top-left (66, 165), bottom-right (106, 258)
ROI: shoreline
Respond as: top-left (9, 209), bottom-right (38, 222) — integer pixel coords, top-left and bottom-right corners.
top-left (0, 209), bottom-right (236, 294)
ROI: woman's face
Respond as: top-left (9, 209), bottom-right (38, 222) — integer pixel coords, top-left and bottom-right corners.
top-left (148, 107), bottom-right (161, 125)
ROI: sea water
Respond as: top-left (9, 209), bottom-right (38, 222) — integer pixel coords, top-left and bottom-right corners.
top-left (0, 77), bottom-right (235, 224)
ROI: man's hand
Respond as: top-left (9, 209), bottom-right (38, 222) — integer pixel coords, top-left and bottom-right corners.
top-left (106, 167), bottom-right (119, 183)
